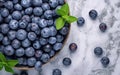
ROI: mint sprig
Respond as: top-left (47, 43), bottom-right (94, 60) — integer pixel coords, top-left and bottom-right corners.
top-left (0, 52), bottom-right (18, 73)
top-left (56, 3), bottom-right (77, 30)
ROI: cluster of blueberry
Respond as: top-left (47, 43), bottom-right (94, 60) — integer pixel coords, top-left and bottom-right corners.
top-left (0, 0), bottom-right (69, 71)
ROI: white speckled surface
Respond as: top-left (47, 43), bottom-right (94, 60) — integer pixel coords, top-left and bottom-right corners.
top-left (1, 0), bottom-right (120, 75)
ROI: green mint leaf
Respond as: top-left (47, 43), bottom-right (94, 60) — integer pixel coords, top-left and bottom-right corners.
top-left (0, 62), bottom-right (3, 70)
top-left (0, 52), bottom-right (6, 62)
top-left (4, 65), bottom-right (14, 73)
top-left (56, 17), bottom-right (65, 30)
top-left (62, 15), bottom-right (78, 23)
top-left (61, 3), bottom-right (69, 15)
top-left (56, 9), bottom-right (66, 16)
top-left (7, 60), bottom-right (18, 67)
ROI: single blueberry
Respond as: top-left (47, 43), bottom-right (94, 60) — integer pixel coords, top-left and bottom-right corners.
top-left (7, 30), bottom-right (16, 40)
top-left (12, 0), bottom-right (18, 4)
top-left (33, 40), bottom-right (41, 49)
top-left (41, 28), bottom-right (50, 38)
top-left (32, 0), bottom-right (42, 6)
top-left (32, 17), bottom-right (40, 24)
top-left (0, 24), bottom-right (9, 34)
top-left (22, 15), bottom-right (30, 22)
top-left (28, 32), bottom-right (37, 41)
top-left (42, 3), bottom-right (50, 11)
top-left (47, 20), bottom-right (54, 26)
top-left (69, 43), bottom-right (77, 52)
top-left (4, 45), bottom-right (14, 56)
top-left (15, 48), bottom-right (25, 57)
top-left (19, 20), bottom-right (28, 28)
top-left (40, 53), bottom-right (50, 63)
top-left (43, 44), bottom-right (52, 52)
top-left (25, 47), bottom-right (35, 57)
top-left (49, 50), bottom-right (55, 57)
top-left (53, 43), bottom-right (63, 51)
top-left (21, 0), bottom-right (31, 8)
top-left (89, 9), bottom-right (98, 20)
top-left (12, 11), bottom-right (22, 20)
top-left (12, 39), bottom-right (21, 49)
top-left (0, 33), bottom-right (3, 41)
top-left (14, 4), bottom-right (22, 11)
top-left (58, 0), bottom-right (65, 5)
top-left (94, 47), bottom-right (103, 56)
top-left (25, 7), bottom-right (33, 15)
top-left (48, 37), bottom-right (57, 44)
top-left (39, 38), bottom-right (48, 45)
top-left (56, 35), bottom-right (64, 43)
top-left (20, 71), bottom-right (28, 75)
top-left (49, 26), bottom-right (57, 36)
top-left (99, 23), bottom-right (107, 32)
top-left (31, 23), bottom-right (39, 31)
top-left (101, 57), bottom-right (110, 67)
top-left (4, 1), bottom-right (13, 10)
top-left (0, 8), bottom-right (9, 17)
top-left (77, 17), bottom-right (85, 26)
top-left (5, 15), bottom-right (12, 23)
top-left (53, 69), bottom-right (62, 75)
top-left (33, 7), bottom-right (43, 16)
top-left (35, 61), bottom-right (42, 71)
top-left (16, 29), bottom-right (27, 40)
top-left (18, 58), bottom-right (24, 65)
top-left (9, 20), bottom-right (18, 30)
top-left (38, 19), bottom-right (47, 28)
top-left (60, 27), bottom-right (69, 35)
top-left (22, 39), bottom-right (31, 48)
top-left (44, 10), bottom-right (53, 19)
top-left (49, 0), bottom-right (59, 8)
top-left (2, 37), bottom-right (10, 46)
top-left (35, 50), bottom-right (43, 58)
top-left (63, 57), bottom-right (72, 66)
top-left (27, 57), bottom-right (36, 67)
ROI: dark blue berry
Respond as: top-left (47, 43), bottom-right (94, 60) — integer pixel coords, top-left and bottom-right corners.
top-left (49, 50), bottom-right (55, 57)
top-left (47, 20), bottom-right (54, 26)
top-left (40, 53), bottom-right (50, 63)
top-left (94, 47), bottom-right (103, 56)
top-left (58, 0), bottom-right (65, 5)
top-left (49, 0), bottom-right (59, 8)
top-left (19, 20), bottom-right (28, 28)
top-left (33, 7), bottom-right (43, 16)
top-left (2, 37), bottom-right (10, 46)
top-left (41, 28), bottom-right (50, 38)
top-left (11, 39), bottom-right (21, 49)
top-left (27, 57), bottom-right (36, 67)
top-left (69, 43), bottom-right (77, 52)
top-left (56, 35), bottom-right (64, 43)
top-left (77, 17), bottom-right (85, 26)
top-left (31, 23), bottom-right (39, 31)
top-left (42, 3), bottom-right (50, 11)
top-left (20, 71), bottom-right (28, 75)
top-left (32, 0), bottom-right (42, 7)
top-left (43, 44), bottom-right (52, 52)
top-left (53, 69), bottom-right (62, 75)
top-left (35, 50), bottom-right (42, 58)
top-left (33, 40), bottom-right (41, 49)
top-left (25, 7), bottom-right (33, 15)
top-left (9, 20), bottom-right (18, 30)
top-left (53, 43), bottom-right (62, 51)
top-left (39, 38), bottom-right (48, 45)
top-left (0, 24), bottom-right (9, 34)
top-left (5, 15), bottom-right (12, 23)
top-left (49, 26), bottom-right (57, 36)
top-left (32, 17), bottom-right (40, 24)
top-left (16, 29), bottom-right (27, 40)
top-left (22, 15), bottom-right (30, 22)
top-left (60, 27), bottom-right (69, 35)
top-left (0, 14), bottom-right (3, 23)
top-left (21, 0), bottom-right (31, 8)
top-left (0, 33), bottom-right (3, 41)
top-left (99, 23), bottom-right (107, 32)
top-left (25, 47), bottom-right (35, 57)
top-left (38, 19), bottom-right (47, 28)
top-left (63, 57), bottom-right (72, 66)
top-left (35, 61), bottom-right (42, 71)
top-left (14, 4), bottom-right (22, 11)
top-left (44, 10), bottom-right (53, 19)
top-left (101, 57), bottom-right (110, 67)
top-left (4, 45), bottom-right (14, 56)
top-left (22, 39), bottom-right (31, 48)
top-left (28, 32), bottom-right (37, 41)
top-left (15, 48), bottom-right (24, 57)
top-left (7, 30), bottom-right (16, 40)
top-left (89, 9), bottom-right (98, 20)
top-left (12, 11), bottom-right (22, 20)
top-left (48, 37), bottom-right (57, 44)
top-left (0, 8), bottom-right (9, 17)
top-left (4, 1), bottom-right (13, 10)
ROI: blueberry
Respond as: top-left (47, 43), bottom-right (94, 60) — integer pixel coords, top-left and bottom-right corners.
top-left (32, 17), bottom-right (40, 24)
top-left (33, 7), bottom-right (43, 16)
top-left (14, 4), bottom-right (22, 11)
top-left (28, 32), bottom-right (37, 41)
top-left (9, 20), bottom-right (18, 30)
top-left (0, 24), bottom-right (9, 34)
top-left (63, 57), bottom-right (72, 66)
top-left (19, 20), bottom-right (28, 28)
top-left (12, 39), bottom-right (21, 49)
top-left (38, 19), bottom-right (47, 28)
top-left (35, 61), bottom-right (42, 71)
top-left (33, 40), bottom-right (41, 49)
top-left (25, 7), bottom-right (33, 15)
top-left (16, 29), bottom-right (27, 40)
top-left (101, 57), bottom-right (110, 67)
top-left (58, 0), bottom-right (65, 5)
top-left (5, 15), bottom-right (12, 23)
top-left (94, 47), bottom-right (103, 56)
top-left (0, 33), bottom-right (3, 41)
top-left (0, 14), bottom-right (3, 23)
top-left (60, 27), bottom-right (69, 35)
top-left (22, 39), bottom-right (31, 48)
top-left (15, 48), bottom-right (25, 57)
top-left (43, 44), bottom-right (52, 52)
top-left (32, 0), bottom-right (42, 7)
top-left (77, 17), bottom-right (85, 26)
top-left (40, 53), bottom-right (50, 63)
top-left (31, 23), bottom-right (39, 31)
top-left (42, 3), bottom-right (50, 11)
top-left (4, 45), bottom-right (14, 56)
top-left (35, 50), bottom-right (43, 58)
top-left (99, 23), bottom-right (107, 32)
top-left (44, 10), bottom-right (53, 19)
top-left (18, 58), bottom-right (24, 65)
top-left (49, 0), bottom-right (59, 8)
top-left (22, 15), bottom-right (30, 22)
top-left (25, 47), bottom-right (35, 57)
top-left (49, 26), bottom-right (57, 36)
top-left (27, 57), bottom-right (36, 67)
top-left (34, 28), bottom-right (41, 35)
top-left (12, 0), bottom-right (18, 4)
top-left (48, 37), bottom-right (57, 44)
top-left (89, 9), bottom-right (98, 20)
top-left (20, 71), bottom-right (28, 75)
top-left (39, 38), bottom-right (48, 45)
top-left (12, 11), bottom-right (22, 20)
top-left (53, 69), bottom-right (62, 75)
top-left (49, 50), bottom-right (55, 57)
top-left (53, 43), bottom-right (63, 51)
top-left (0, 8), bottom-right (9, 17)
top-left (47, 20), bottom-right (54, 26)
top-left (4, 1), bottom-right (13, 10)
top-left (41, 28), bottom-right (50, 38)
top-left (56, 35), bottom-right (64, 42)
top-left (2, 37), bottom-right (10, 46)
top-left (21, 0), bottom-right (31, 8)
top-left (7, 30), bottom-right (16, 40)
top-left (69, 43), bottom-right (77, 52)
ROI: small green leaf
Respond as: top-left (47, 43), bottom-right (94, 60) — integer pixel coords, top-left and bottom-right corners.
top-left (56, 17), bottom-right (65, 30)
top-left (62, 15), bottom-right (78, 23)
top-left (0, 62), bottom-right (3, 70)
top-left (0, 52), bottom-right (6, 62)
top-left (4, 65), bottom-right (14, 73)
top-left (61, 3), bottom-right (69, 15)
top-left (7, 60), bottom-right (18, 67)
top-left (56, 9), bottom-right (66, 16)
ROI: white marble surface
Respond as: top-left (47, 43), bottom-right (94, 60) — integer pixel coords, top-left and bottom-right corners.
top-left (1, 0), bottom-right (120, 75)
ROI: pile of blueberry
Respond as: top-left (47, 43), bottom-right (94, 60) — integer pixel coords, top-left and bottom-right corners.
top-left (0, 0), bottom-right (69, 71)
